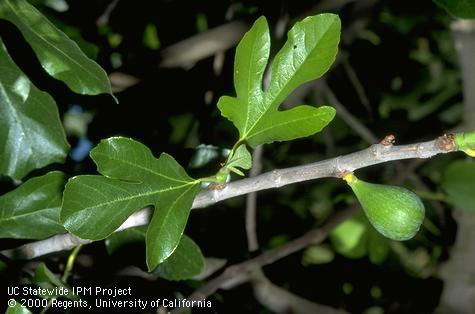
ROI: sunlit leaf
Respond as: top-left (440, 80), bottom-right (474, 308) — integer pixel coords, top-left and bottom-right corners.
top-left (0, 39), bottom-right (69, 179)
top-left (61, 137), bottom-right (200, 270)
top-left (0, 171), bottom-right (65, 239)
top-left (218, 14), bottom-right (340, 148)
top-left (0, 0), bottom-right (115, 99)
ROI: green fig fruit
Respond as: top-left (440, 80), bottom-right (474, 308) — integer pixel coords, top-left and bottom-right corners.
top-left (343, 173), bottom-right (425, 241)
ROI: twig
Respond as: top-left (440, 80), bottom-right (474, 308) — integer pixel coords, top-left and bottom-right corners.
top-left (452, 20), bottom-right (475, 129)
top-left (159, 21), bottom-right (248, 68)
top-left (1, 133), bottom-right (457, 259)
top-left (171, 206), bottom-right (358, 313)
top-left (318, 81), bottom-right (378, 143)
top-left (246, 145), bottom-right (264, 252)
top-left (96, 0), bottom-right (120, 27)
top-left (250, 268), bottom-right (347, 314)
top-left (341, 56), bottom-right (371, 112)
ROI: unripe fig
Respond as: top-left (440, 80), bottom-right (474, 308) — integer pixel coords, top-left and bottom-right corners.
top-left (343, 173), bottom-right (425, 241)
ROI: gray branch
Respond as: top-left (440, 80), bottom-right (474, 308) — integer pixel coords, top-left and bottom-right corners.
top-left (1, 134), bottom-right (456, 260)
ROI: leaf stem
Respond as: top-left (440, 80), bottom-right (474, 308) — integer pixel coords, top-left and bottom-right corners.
top-left (40, 245), bottom-right (82, 314)
top-left (414, 190), bottom-right (448, 202)
top-left (62, 244), bottom-right (82, 282)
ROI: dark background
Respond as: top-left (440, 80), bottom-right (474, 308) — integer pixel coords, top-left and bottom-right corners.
top-left (0, 0), bottom-right (465, 313)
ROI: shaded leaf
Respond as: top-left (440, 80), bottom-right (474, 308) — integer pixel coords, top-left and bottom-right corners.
top-left (31, 263), bottom-right (78, 300)
top-left (443, 160), bottom-right (475, 210)
top-left (218, 14), bottom-right (340, 148)
top-left (61, 137), bottom-right (200, 270)
top-left (5, 301), bottom-right (32, 314)
top-left (302, 245), bottom-right (334, 265)
top-left (0, 0), bottom-right (115, 98)
top-left (368, 229), bottom-right (390, 265)
top-left (154, 235), bottom-right (204, 280)
top-left (0, 171), bottom-right (65, 239)
top-left (0, 39), bottom-right (69, 179)
top-left (434, 0), bottom-right (475, 19)
top-left (330, 213), bottom-right (368, 259)
top-left (105, 225), bottom-right (147, 255)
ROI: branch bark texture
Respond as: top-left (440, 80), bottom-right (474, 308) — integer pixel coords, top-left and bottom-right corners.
top-left (2, 134), bottom-right (455, 259)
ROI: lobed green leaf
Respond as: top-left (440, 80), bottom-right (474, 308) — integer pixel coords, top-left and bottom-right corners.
top-left (218, 14), bottom-right (340, 148)
top-left (61, 137), bottom-right (200, 271)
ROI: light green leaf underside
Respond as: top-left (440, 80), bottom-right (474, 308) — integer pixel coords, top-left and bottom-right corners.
top-left (0, 171), bottom-right (66, 239)
top-left (0, 0), bottom-right (115, 98)
top-left (61, 137), bottom-right (200, 271)
top-left (226, 144), bottom-right (252, 175)
top-left (154, 235), bottom-right (204, 280)
top-left (434, 0), bottom-right (475, 19)
top-left (218, 14), bottom-right (340, 148)
top-left (0, 39), bottom-right (69, 179)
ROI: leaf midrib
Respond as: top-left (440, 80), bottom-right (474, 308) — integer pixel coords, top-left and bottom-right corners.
top-left (246, 107), bottom-right (332, 142)
top-left (241, 20), bottom-right (336, 142)
top-left (0, 206), bottom-right (58, 221)
top-left (69, 180), bottom-right (196, 213)
top-left (149, 184), bottom-right (196, 245)
top-left (93, 152), bottom-right (192, 184)
top-left (242, 26), bottom-right (265, 134)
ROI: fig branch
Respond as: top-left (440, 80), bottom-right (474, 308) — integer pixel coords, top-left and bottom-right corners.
top-left (2, 131), bottom-right (472, 260)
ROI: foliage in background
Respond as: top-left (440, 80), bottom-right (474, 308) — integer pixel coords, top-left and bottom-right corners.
top-left (1, 0), bottom-right (475, 313)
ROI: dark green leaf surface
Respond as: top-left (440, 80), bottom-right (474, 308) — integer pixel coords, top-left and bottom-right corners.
top-left (218, 14), bottom-right (340, 147)
top-left (0, 171), bottom-right (65, 239)
top-left (0, 39), bottom-right (69, 179)
top-left (434, 0), bottom-right (475, 19)
top-left (31, 263), bottom-right (77, 300)
top-left (443, 160), bottom-right (475, 210)
top-left (61, 137), bottom-right (200, 270)
top-left (105, 225), bottom-right (147, 255)
top-left (0, 0), bottom-right (115, 98)
top-left (154, 235), bottom-right (204, 281)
